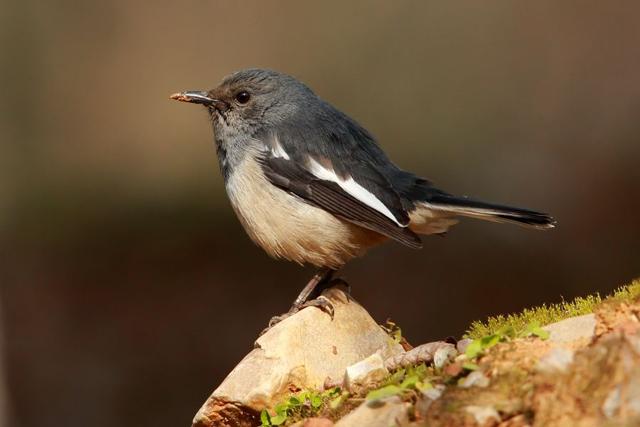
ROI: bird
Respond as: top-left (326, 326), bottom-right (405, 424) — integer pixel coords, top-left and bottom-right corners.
top-left (170, 68), bottom-right (555, 325)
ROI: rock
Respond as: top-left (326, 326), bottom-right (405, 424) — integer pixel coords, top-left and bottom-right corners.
top-left (334, 396), bottom-right (410, 427)
top-left (305, 419), bottom-right (334, 427)
top-left (600, 336), bottom-right (640, 419)
top-left (456, 338), bottom-right (473, 354)
top-left (497, 414), bottom-right (529, 427)
top-left (192, 287), bottom-right (404, 427)
top-left (534, 330), bottom-right (640, 426)
top-left (344, 353), bottom-right (388, 393)
top-left (290, 417), bottom-right (334, 427)
top-left (464, 405), bottom-right (500, 425)
top-left (443, 362), bottom-right (464, 377)
top-left (602, 385), bottom-right (621, 419)
top-left (542, 314), bottom-right (596, 344)
top-left (459, 371), bottom-right (490, 388)
top-left (422, 384), bottom-right (446, 401)
top-left (433, 345), bottom-right (458, 369)
top-left (414, 384), bottom-right (445, 414)
top-left (535, 347), bottom-right (574, 374)
top-left (384, 341), bottom-right (456, 371)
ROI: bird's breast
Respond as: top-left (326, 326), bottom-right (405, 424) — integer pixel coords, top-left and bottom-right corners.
top-left (225, 155), bottom-right (385, 268)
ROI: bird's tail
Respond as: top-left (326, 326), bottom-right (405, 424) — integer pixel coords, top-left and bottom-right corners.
top-left (420, 193), bottom-right (555, 230)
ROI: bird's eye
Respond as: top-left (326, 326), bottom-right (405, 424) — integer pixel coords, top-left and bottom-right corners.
top-left (235, 91), bottom-right (251, 104)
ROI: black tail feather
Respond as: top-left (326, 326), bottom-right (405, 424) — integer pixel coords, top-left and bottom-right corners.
top-left (425, 193), bottom-right (556, 229)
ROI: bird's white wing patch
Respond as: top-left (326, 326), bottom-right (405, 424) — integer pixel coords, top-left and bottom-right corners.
top-left (270, 136), bottom-right (290, 160)
top-left (307, 157), bottom-right (404, 226)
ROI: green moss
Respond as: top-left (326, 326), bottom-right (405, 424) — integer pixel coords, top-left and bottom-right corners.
top-left (365, 363), bottom-right (433, 402)
top-left (465, 279), bottom-right (640, 339)
top-left (260, 388), bottom-right (342, 426)
top-left (608, 279), bottom-right (640, 303)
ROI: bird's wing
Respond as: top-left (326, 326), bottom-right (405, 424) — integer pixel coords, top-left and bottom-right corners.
top-left (259, 153), bottom-right (422, 249)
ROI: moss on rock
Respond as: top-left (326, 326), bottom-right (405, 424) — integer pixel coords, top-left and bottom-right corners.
top-left (465, 279), bottom-right (640, 339)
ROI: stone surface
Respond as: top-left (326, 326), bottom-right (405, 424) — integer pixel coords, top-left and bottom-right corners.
top-left (344, 353), bottom-right (388, 393)
top-left (533, 329), bottom-right (640, 426)
top-left (192, 287), bottom-right (404, 427)
top-left (192, 289), bottom-right (640, 427)
top-left (602, 366), bottom-right (640, 419)
top-left (414, 384), bottom-right (445, 414)
top-left (542, 313), bottom-right (596, 344)
top-left (433, 345), bottom-right (458, 369)
top-left (422, 384), bottom-right (445, 401)
top-left (384, 341), bottom-right (455, 371)
top-left (464, 405), bottom-right (500, 425)
top-left (456, 338), bottom-right (473, 354)
top-left (334, 397), bottom-right (410, 427)
top-left (459, 370), bottom-right (490, 388)
top-left (291, 417), bottom-right (335, 427)
top-left (535, 347), bottom-right (575, 374)
top-left (602, 385), bottom-right (622, 419)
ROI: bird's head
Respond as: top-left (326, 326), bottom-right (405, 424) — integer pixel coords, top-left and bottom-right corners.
top-left (171, 69), bottom-right (316, 145)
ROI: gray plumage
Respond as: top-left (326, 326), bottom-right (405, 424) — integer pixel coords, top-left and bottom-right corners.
top-left (171, 68), bottom-right (554, 269)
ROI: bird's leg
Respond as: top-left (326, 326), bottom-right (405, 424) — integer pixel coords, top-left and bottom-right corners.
top-left (264, 267), bottom-right (336, 330)
top-left (291, 267), bottom-right (335, 310)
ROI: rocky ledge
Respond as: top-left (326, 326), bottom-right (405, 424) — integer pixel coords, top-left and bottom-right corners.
top-left (192, 281), bottom-right (640, 427)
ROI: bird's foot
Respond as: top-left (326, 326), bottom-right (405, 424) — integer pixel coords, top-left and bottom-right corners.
top-left (260, 296), bottom-right (335, 336)
top-left (265, 312), bottom-right (293, 329)
top-left (300, 295), bottom-right (335, 318)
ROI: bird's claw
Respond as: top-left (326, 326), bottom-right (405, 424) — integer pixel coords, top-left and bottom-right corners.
top-left (301, 295), bottom-right (335, 319)
top-left (259, 312), bottom-right (295, 336)
top-left (267, 312), bottom-right (293, 328)
top-left (259, 296), bottom-right (335, 336)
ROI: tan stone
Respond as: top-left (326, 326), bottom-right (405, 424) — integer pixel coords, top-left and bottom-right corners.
top-left (334, 396), bottom-right (410, 427)
top-left (344, 353), bottom-right (388, 394)
top-left (542, 314), bottom-right (596, 344)
top-left (192, 287), bottom-right (404, 427)
top-left (291, 418), bottom-right (334, 427)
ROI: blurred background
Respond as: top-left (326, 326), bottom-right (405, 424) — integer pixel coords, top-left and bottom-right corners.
top-left (1, 1), bottom-right (639, 426)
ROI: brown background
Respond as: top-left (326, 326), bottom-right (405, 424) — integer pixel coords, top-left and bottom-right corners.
top-left (1, 2), bottom-right (639, 427)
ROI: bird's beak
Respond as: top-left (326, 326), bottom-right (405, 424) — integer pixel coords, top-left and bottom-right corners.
top-left (170, 91), bottom-right (230, 113)
top-left (170, 90), bottom-right (218, 105)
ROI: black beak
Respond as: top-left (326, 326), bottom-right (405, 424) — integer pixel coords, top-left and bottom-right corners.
top-left (170, 91), bottom-right (229, 112)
